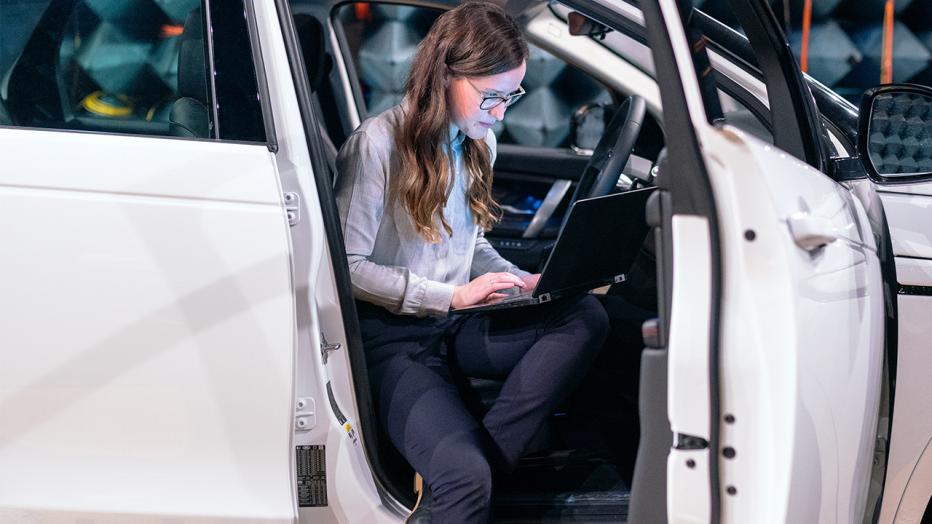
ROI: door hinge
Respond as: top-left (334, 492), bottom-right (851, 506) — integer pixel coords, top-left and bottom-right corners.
top-left (295, 397), bottom-right (316, 431)
top-left (320, 334), bottom-right (341, 364)
top-left (284, 192), bottom-right (300, 226)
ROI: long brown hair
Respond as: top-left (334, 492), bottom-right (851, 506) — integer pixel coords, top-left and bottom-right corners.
top-left (394, 1), bottom-right (527, 242)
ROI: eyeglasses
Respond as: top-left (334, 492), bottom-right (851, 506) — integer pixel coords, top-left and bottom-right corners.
top-left (465, 78), bottom-right (526, 110)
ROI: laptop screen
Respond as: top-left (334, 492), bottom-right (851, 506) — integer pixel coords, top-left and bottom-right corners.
top-left (534, 187), bottom-right (656, 298)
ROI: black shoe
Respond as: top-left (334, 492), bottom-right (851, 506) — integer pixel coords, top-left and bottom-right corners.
top-left (405, 474), bottom-right (431, 524)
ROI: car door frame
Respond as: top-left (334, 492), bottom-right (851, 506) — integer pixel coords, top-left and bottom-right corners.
top-left (282, 0), bottom-right (726, 514)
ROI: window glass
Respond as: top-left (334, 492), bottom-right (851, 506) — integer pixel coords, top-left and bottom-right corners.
top-left (334, 2), bottom-right (612, 148)
top-left (549, 4), bottom-right (778, 144)
top-left (0, 0), bottom-right (266, 143)
top-left (209, 0), bottom-right (267, 143)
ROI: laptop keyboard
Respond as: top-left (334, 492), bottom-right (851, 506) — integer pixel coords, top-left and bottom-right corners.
top-left (496, 285), bottom-right (535, 303)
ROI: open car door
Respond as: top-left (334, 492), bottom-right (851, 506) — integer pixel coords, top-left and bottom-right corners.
top-left (637, 0), bottom-right (886, 521)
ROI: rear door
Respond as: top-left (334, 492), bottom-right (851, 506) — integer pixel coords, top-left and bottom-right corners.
top-left (0, 1), bottom-right (296, 521)
top-left (638, 0), bottom-right (886, 521)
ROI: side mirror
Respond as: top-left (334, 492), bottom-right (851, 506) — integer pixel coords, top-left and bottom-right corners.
top-left (858, 84), bottom-right (932, 179)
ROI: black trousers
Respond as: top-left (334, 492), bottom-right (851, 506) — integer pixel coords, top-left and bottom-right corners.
top-left (357, 295), bottom-right (609, 523)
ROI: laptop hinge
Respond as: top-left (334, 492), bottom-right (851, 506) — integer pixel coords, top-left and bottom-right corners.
top-left (613, 274), bottom-right (627, 284)
top-left (538, 293), bottom-right (552, 303)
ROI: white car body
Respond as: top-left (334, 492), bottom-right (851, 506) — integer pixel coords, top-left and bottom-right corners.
top-left (0, 0), bottom-right (929, 522)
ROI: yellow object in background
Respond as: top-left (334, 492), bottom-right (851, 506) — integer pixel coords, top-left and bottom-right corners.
top-left (80, 91), bottom-right (133, 117)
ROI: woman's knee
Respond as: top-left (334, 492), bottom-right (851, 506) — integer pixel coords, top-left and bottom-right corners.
top-left (568, 295), bottom-right (611, 344)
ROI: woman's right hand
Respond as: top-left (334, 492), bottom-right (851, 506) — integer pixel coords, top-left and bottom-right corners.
top-left (452, 272), bottom-right (526, 309)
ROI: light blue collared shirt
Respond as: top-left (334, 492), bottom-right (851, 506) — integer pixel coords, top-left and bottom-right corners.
top-left (334, 104), bottom-right (528, 317)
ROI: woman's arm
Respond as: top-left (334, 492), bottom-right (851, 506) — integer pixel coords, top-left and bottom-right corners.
top-left (335, 128), bottom-right (454, 316)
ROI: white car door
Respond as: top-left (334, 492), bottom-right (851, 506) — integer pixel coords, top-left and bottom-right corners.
top-left (855, 85), bottom-right (932, 524)
top-left (639, 0), bottom-right (886, 522)
top-left (0, 2), bottom-right (297, 522)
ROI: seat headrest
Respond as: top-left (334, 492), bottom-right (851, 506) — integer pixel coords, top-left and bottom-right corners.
top-left (178, 9), bottom-right (206, 101)
top-left (295, 15), bottom-right (333, 93)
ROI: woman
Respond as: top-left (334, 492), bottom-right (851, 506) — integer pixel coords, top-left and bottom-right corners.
top-left (334, 2), bottom-right (609, 521)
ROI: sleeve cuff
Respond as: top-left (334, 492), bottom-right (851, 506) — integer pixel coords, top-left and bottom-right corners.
top-left (419, 280), bottom-right (456, 317)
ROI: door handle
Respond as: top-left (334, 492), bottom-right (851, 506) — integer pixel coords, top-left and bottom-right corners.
top-left (786, 212), bottom-right (838, 251)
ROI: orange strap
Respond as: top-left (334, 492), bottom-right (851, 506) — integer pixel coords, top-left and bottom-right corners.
top-left (354, 2), bottom-right (371, 22)
top-left (800, 0), bottom-right (813, 73)
top-left (881, 0), bottom-right (895, 83)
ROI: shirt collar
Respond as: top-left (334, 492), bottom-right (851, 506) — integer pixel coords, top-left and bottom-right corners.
top-left (449, 123), bottom-right (466, 149)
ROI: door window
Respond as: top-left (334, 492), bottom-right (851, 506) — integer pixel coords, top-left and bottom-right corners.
top-left (0, 0), bottom-right (266, 143)
top-left (333, 2), bottom-right (612, 149)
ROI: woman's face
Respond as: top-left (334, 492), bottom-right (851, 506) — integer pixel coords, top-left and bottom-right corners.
top-left (448, 61), bottom-right (527, 141)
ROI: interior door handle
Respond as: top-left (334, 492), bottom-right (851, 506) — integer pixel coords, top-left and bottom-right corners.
top-left (786, 212), bottom-right (838, 251)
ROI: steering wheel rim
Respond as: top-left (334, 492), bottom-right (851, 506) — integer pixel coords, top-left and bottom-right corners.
top-left (569, 95), bottom-right (648, 204)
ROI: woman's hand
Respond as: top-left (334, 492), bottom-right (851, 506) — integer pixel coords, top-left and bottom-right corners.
top-left (452, 272), bottom-right (527, 308)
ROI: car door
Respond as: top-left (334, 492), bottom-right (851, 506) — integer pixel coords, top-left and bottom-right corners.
top-left (858, 87), bottom-right (932, 523)
top-left (636, 0), bottom-right (886, 522)
top-left (0, 1), bottom-right (297, 521)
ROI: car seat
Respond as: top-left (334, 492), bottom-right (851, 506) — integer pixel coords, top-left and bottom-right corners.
top-left (293, 14), bottom-right (339, 182)
top-left (0, 98), bottom-right (11, 126)
top-left (169, 9), bottom-right (209, 138)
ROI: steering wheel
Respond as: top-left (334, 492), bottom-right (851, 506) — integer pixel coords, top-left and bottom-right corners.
top-left (568, 95), bottom-right (648, 204)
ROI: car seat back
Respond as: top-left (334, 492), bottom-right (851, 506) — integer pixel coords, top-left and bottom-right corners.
top-left (169, 9), bottom-right (209, 138)
top-left (294, 14), bottom-right (339, 183)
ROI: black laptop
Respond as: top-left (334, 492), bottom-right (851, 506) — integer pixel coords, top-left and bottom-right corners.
top-left (451, 186), bottom-right (656, 314)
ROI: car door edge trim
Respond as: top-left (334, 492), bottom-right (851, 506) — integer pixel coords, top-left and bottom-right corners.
top-left (898, 285), bottom-right (932, 296)
top-left (613, 0), bottom-right (724, 520)
top-left (271, 0), bottom-right (407, 514)
top-left (203, 0), bottom-right (222, 138)
top-left (244, 0), bottom-right (280, 153)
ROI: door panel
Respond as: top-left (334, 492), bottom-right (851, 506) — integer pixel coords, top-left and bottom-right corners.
top-left (880, 294), bottom-right (932, 524)
top-left (494, 143), bottom-right (591, 180)
top-left (894, 257), bottom-right (932, 287)
top-left (0, 130), bottom-right (295, 522)
top-left (647, 0), bottom-right (885, 521)
top-left (874, 188), bottom-right (932, 521)
top-left (878, 192), bottom-right (932, 259)
top-left (695, 125), bottom-right (884, 524)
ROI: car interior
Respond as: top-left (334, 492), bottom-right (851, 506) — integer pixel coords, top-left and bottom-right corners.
top-left (292, 2), bottom-right (672, 520)
top-left (301, 1), bottom-right (836, 519)
top-left (2, 1), bottom-right (185, 136)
